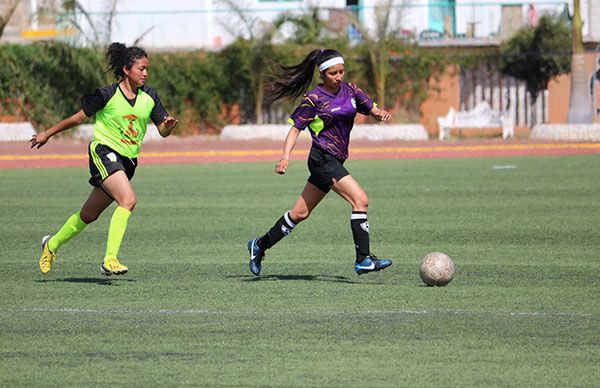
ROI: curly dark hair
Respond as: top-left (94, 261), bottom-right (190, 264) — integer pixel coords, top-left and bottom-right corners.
top-left (106, 42), bottom-right (148, 80)
top-left (264, 49), bottom-right (344, 105)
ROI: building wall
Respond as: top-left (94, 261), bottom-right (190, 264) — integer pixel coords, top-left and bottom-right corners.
top-left (420, 65), bottom-right (461, 136)
top-left (420, 49), bottom-right (600, 138)
top-left (547, 50), bottom-right (600, 123)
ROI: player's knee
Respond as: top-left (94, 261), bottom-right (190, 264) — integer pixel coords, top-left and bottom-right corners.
top-left (118, 194), bottom-right (137, 211)
top-left (291, 208), bottom-right (310, 223)
top-left (353, 194), bottom-right (369, 211)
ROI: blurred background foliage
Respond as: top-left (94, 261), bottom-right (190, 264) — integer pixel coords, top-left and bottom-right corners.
top-left (0, 3), bottom-right (571, 134)
top-left (0, 40), bottom-right (454, 134)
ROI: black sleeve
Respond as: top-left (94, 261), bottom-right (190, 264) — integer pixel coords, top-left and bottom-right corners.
top-left (81, 83), bottom-right (118, 117)
top-left (143, 86), bottom-right (169, 126)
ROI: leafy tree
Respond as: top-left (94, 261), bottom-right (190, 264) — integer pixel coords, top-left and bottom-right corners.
top-left (274, 6), bottom-right (328, 46)
top-left (341, 0), bottom-right (415, 110)
top-left (336, 1), bottom-right (445, 121)
top-left (151, 51), bottom-right (227, 133)
top-left (264, 6), bottom-right (351, 118)
top-left (0, 42), bottom-right (105, 128)
top-left (499, 13), bottom-right (571, 104)
top-left (216, 0), bottom-right (284, 124)
top-left (217, 40), bottom-right (254, 121)
top-left (61, 0), bottom-right (118, 48)
top-left (392, 48), bottom-right (446, 122)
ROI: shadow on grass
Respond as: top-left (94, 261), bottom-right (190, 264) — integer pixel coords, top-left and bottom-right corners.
top-left (228, 274), bottom-right (383, 285)
top-left (36, 277), bottom-right (136, 286)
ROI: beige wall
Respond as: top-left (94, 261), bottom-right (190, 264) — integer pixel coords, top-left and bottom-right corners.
top-left (420, 65), bottom-right (460, 137)
top-left (547, 51), bottom-right (599, 123)
top-left (421, 50), bottom-right (600, 137)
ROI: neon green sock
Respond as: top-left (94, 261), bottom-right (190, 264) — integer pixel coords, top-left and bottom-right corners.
top-left (104, 206), bottom-right (132, 262)
top-left (48, 212), bottom-right (87, 253)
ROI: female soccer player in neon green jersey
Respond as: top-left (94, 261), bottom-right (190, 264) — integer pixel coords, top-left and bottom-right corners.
top-left (30, 42), bottom-right (178, 276)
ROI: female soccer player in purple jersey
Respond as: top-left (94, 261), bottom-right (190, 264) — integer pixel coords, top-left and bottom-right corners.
top-left (247, 49), bottom-right (393, 276)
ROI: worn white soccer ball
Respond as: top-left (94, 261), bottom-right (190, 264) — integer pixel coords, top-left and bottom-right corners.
top-left (419, 252), bottom-right (455, 286)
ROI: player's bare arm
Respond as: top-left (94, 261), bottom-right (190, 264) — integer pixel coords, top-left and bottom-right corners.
top-left (370, 106), bottom-right (391, 122)
top-left (275, 126), bottom-right (301, 174)
top-left (157, 115), bottom-right (179, 137)
top-left (30, 109), bottom-right (87, 149)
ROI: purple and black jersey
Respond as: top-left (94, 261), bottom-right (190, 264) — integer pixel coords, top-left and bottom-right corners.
top-left (288, 82), bottom-right (374, 160)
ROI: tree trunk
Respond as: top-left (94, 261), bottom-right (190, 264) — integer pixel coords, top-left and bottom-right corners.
top-left (255, 75), bottom-right (264, 125)
top-left (377, 49), bottom-right (387, 109)
top-left (567, 0), bottom-right (593, 123)
top-left (344, 2), bottom-right (394, 109)
top-left (368, 48), bottom-right (383, 109)
top-left (0, 0), bottom-right (20, 39)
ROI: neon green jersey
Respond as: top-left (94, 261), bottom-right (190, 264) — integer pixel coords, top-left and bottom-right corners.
top-left (82, 83), bottom-right (168, 158)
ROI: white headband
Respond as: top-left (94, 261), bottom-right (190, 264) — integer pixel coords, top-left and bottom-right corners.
top-left (318, 57), bottom-right (344, 72)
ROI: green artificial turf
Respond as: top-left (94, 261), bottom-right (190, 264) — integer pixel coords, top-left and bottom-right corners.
top-left (1, 155), bottom-right (599, 386)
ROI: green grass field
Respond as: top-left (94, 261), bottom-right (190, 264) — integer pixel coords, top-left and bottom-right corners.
top-left (1, 155), bottom-right (599, 386)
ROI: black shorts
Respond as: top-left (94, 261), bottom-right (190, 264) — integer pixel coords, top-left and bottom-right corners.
top-left (88, 142), bottom-right (137, 187)
top-left (307, 146), bottom-right (349, 193)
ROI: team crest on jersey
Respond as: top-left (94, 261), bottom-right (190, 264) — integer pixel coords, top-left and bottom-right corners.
top-left (351, 98), bottom-right (356, 109)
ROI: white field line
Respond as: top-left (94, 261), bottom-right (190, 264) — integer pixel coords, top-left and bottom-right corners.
top-left (0, 307), bottom-right (593, 318)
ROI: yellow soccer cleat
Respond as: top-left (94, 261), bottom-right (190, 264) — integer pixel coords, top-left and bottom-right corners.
top-left (39, 235), bottom-right (56, 274)
top-left (101, 258), bottom-right (128, 276)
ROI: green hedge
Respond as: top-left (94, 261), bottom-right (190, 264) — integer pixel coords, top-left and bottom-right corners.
top-left (0, 42), bottom-right (106, 128)
top-left (0, 42), bottom-right (237, 133)
top-left (0, 41), bottom-right (460, 133)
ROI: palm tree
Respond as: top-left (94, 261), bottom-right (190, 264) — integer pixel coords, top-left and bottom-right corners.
top-left (275, 6), bottom-right (327, 46)
top-left (567, 0), bottom-right (593, 123)
top-left (216, 0), bottom-right (283, 124)
top-left (341, 0), bottom-right (407, 110)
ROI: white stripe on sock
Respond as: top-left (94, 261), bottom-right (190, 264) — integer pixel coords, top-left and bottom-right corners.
top-left (284, 211), bottom-right (296, 228)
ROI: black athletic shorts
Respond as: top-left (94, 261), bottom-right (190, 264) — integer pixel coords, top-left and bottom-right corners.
top-left (88, 141), bottom-right (137, 187)
top-left (307, 146), bottom-right (350, 193)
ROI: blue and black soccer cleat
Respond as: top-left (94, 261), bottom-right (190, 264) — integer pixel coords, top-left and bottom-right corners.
top-left (247, 238), bottom-right (265, 276)
top-left (355, 255), bottom-right (393, 275)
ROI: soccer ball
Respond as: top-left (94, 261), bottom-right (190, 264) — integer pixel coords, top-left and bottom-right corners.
top-left (419, 252), bottom-right (455, 286)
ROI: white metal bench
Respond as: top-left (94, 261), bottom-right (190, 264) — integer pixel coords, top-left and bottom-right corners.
top-left (437, 102), bottom-right (515, 140)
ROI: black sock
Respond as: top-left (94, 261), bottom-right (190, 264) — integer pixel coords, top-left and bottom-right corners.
top-left (351, 211), bottom-right (370, 262)
top-left (257, 211), bottom-right (297, 251)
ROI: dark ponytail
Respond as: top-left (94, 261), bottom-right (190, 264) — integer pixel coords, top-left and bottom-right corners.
top-left (264, 49), bottom-right (344, 105)
top-left (106, 42), bottom-right (148, 80)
